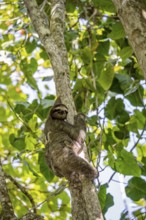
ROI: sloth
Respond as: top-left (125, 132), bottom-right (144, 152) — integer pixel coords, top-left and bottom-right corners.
top-left (44, 97), bottom-right (97, 180)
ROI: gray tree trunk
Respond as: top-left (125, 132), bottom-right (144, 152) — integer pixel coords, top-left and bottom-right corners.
top-left (24, 0), bottom-right (104, 219)
top-left (112, 0), bottom-right (146, 79)
top-left (0, 160), bottom-right (16, 220)
top-left (0, 159), bottom-right (43, 220)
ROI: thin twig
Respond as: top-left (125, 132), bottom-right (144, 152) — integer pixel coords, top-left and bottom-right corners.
top-left (130, 122), bottom-right (146, 152)
top-left (108, 171), bottom-right (116, 183)
top-left (33, 181), bottom-right (67, 210)
top-left (6, 174), bottom-right (37, 213)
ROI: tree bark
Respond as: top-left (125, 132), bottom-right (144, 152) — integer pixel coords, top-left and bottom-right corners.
top-left (24, 0), bottom-right (103, 219)
top-left (0, 159), bottom-right (16, 220)
top-left (24, 0), bottom-right (75, 122)
top-left (0, 159), bottom-right (43, 220)
top-left (70, 179), bottom-right (103, 220)
top-left (112, 0), bottom-right (146, 79)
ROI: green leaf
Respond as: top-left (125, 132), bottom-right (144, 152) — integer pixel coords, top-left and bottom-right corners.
top-left (15, 101), bottom-right (29, 108)
top-left (25, 39), bottom-right (37, 54)
top-left (127, 116), bottom-right (139, 133)
top-left (118, 112), bottom-right (130, 124)
top-left (134, 109), bottom-right (146, 129)
top-left (20, 58), bottom-right (38, 90)
top-left (107, 151), bottom-right (115, 169)
top-left (97, 40), bottom-right (110, 55)
top-left (114, 129), bottom-right (129, 140)
top-left (110, 77), bottom-right (123, 94)
top-left (0, 69), bottom-right (11, 85)
top-left (74, 78), bottom-right (95, 92)
top-left (94, 0), bottom-right (116, 13)
top-left (28, 114), bottom-right (38, 132)
top-left (83, 78), bottom-right (96, 92)
top-left (9, 134), bottom-right (26, 151)
top-left (98, 184), bottom-right (114, 214)
top-left (98, 184), bottom-right (107, 210)
top-left (98, 63), bottom-right (114, 90)
top-left (126, 85), bottom-right (144, 106)
top-left (108, 22), bottom-right (125, 40)
top-left (118, 47), bottom-right (133, 60)
top-left (59, 191), bottom-right (70, 204)
top-left (38, 151), bottom-right (54, 181)
top-left (43, 76), bottom-right (54, 81)
top-left (80, 47), bottom-right (92, 64)
top-left (141, 157), bottom-right (146, 176)
top-left (127, 109), bottom-right (145, 134)
top-left (40, 99), bottom-right (54, 109)
top-left (115, 73), bottom-right (132, 92)
top-left (14, 103), bottom-right (32, 121)
top-left (115, 149), bottom-right (141, 176)
top-left (124, 83), bottom-right (139, 96)
top-left (104, 128), bottom-right (115, 150)
top-left (29, 58), bottom-right (38, 73)
top-left (65, 30), bottom-right (78, 51)
top-left (40, 50), bottom-right (49, 60)
top-left (126, 177), bottom-right (146, 201)
top-left (0, 106), bottom-right (7, 121)
top-left (25, 133), bottom-right (37, 150)
top-left (94, 54), bottom-right (106, 76)
top-left (20, 58), bottom-right (38, 75)
top-left (66, 1), bottom-right (76, 12)
top-left (23, 160), bottom-right (39, 177)
top-left (87, 115), bottom-right (98, 126)
top-left (105, 97), bottom-right (130, 124)
top-left (103, 193), bottom-right (114, 214)
top-left (133, 209), bottom-right (145, 219)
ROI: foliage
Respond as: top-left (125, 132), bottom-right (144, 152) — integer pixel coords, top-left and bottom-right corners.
top-left (0, 0), bottom-right (146, 219)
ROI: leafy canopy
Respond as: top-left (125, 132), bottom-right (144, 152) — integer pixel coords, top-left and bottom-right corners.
top-left (0, 0), bottom-right (146, 219)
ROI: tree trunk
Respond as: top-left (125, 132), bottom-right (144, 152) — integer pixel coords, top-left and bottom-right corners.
top-left (112, 0), bottom-right (146, 79)
top-left (70, 179), bottom-right (103, 220)
top-left (24, 0), bottom-right (104, 219)
top-left (24, 0), bottom-right (75, 122)
top-left (0, 159), bottom-right (43, 220)
top-left (0, 159), bottom-right (16, 220)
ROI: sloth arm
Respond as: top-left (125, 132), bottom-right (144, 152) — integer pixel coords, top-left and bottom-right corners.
top-left (49, 118), bottom-right (86, 143)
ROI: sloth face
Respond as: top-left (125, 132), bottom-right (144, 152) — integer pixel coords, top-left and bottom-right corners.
top-left (51, 105), bottom-right (68, 120)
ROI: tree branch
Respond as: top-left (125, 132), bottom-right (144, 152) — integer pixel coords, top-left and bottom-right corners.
top-left (24, 0), bottom-right (104, 219)
top-left (112, 0), bottom-right (146, 79)
top-left (24, 0), bottom-right (75, 122)
top-left (6, 174), bottom-right (36, 214)
top-left (130, 122), bottom-right (146, 152)
top-left (0, 159), bottom-right (43, 220)
top-left (0, 159), bottom-right (16, 219)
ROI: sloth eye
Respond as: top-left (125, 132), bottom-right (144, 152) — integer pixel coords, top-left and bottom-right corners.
top-left (58, 110), bottom-right (67, 114)
top-left (53, 109), bottom-right (68, 114)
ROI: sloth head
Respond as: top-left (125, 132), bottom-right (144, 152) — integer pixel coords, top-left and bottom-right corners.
top-left (50, 97), bottom-right (68, 120)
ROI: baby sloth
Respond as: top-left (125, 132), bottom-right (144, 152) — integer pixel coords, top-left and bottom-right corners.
top-left (44, 97), bottom-right (97, 180)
